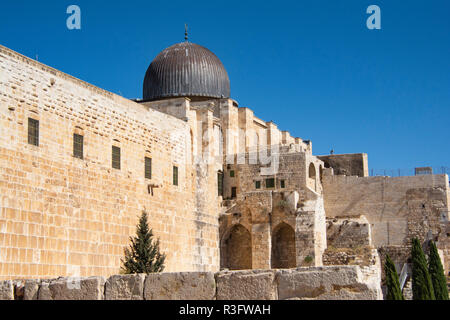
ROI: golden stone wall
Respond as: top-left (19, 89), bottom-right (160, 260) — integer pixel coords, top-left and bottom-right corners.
top-left (322, 174), bottom-right (450, 274)
top-left (0, 45), bottom-right (220, 280)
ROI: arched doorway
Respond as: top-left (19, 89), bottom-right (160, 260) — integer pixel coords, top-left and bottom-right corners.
top-left (271, 222), bottom-right (296, 268)
top-left (220, 224), bottom-right (252, 270)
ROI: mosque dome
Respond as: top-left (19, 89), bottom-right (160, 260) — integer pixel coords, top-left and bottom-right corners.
top-left (143, 42), bottom-right (230, 101)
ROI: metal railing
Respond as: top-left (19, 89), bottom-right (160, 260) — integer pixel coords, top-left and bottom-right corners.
top-left (399, 263), bottom-right (410, 290)
top-left (369, 166), bottom-right (450, 177)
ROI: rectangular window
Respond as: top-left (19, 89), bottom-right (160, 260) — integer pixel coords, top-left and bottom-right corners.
top-left (218, 172), bottom-right (223, 196)
top-left (145, 157), bottom-right (152, 179)
top-left (231, 187), bottom-right (237, 199)
top-left (112, 146), bottom-right (121, 170)
top-left (280, 180), bottom-right (286, 188)
top-left (73, 134), bottom-right (84, 159)
top-left (266, 178), bottom-right (275, 188)
top-left (173, 166), bottom-right (178, 186)
top-left (229, 170), bottom-right (235, 178)
top-left (28, 118), bottom-right (39, 146)
top-left (255, 181), bottom-right (261, 189)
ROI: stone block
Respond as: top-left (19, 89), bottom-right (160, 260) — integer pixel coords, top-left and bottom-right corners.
top-left (276, 266), bottom-right (381, 300)
top-left (24, 279), bottom-right (42, 300)
top-left (105, 274), bottom-right (145, 300)
top-left (13, 280), bottom-right (25, 300)
top-left (315, 283), bottom-right (381, 300)
top-left (39, 277), bottom-right (105, 300)
top-left (12, 279), bottom-right (43, 300)
top-left (216, 270), bottom-right (277, 300)
top-left (144, 272), bottom-right (216, 300)
top-left (37, 280), bottom-right (54, 300)
top-left (0, 280), bottom-right (14, 300)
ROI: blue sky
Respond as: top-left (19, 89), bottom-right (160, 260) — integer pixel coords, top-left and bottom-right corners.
top-left (0, 0), bottom-right (449, 173)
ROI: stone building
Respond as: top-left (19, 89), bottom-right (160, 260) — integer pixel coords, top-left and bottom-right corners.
top-left (0, 39), bottom-right (448, 288)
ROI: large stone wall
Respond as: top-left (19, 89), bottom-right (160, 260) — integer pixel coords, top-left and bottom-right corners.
top-left (0, 267), bottom-right (382, 300)
top-left (322, 174), bottom-right (450, 273)
top-left (0, 45), bottom-right (220, 280)
top-left (323, 174), bottom-right (449, 246)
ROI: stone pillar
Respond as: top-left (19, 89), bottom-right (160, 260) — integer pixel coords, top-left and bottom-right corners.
top-left (295, 212), bottom-right (316, 267)
top-left (266, 121), bottom-right (280, 147)
top-left (220, 99), bottom-right (239, 164)
top-left (238, 107), bottom-right (254, 154)
top-left (251, 223), bottom-right (271, 269)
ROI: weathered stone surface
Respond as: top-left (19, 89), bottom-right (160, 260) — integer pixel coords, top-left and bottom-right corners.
top-left (13, 280), bottom-right (25, 300)
top-left (12, 279), bottom-right (45, 300)
top-left (326, 216), bottom-right (372, 249)
top-left (23, 280), bottom-right (42, 300)
top-left (1, 266), bottom-right (383, 301)
top-left (105, 274), bottom-right (145, 300)
top-left (216, 270), bottom-right (277, 300)
top-left (144, 272), bottom-right (216, 300)
top-left (276, 266), bottom-right (381, 300)
top-left (39, 277), bottom-right (105, 300)
top-left (315, 283), bottom-right (381, 300)
top-left (0, 280), bottom-right (14, 300)
top-left (37, 281), bottom-right (53, 300)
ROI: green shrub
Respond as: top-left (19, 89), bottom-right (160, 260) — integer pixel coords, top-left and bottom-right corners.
top-left (121, 210), bottom-right (166, 274)
top-left (411, 238), bottom-right (435, 300)
top-left (428, 241), bottom-right (449, 300)
top-left (384, 254), bottom-right (404, 300)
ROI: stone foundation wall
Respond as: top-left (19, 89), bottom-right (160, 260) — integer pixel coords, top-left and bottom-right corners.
top-left (0, 266), bottom-right (382, 300)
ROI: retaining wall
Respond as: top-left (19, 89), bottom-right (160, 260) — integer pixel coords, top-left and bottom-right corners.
top-left (0, 266), bottom-right (382, 300)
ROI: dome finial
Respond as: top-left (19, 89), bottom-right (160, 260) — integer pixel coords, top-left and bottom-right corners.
top-left (184, 24), bottom-right (188, 42)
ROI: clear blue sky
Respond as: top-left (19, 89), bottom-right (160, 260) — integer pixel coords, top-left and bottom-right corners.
top-left (1, 0), bottom-right (449, 172)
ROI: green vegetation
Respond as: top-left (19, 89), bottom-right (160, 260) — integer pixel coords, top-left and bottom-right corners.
top-left (428, 241), bottom-right (449, 300)
top-left (411, 238), bottom-right (435, 300)
top-left (384, 254), bottom-right (404, 300)
top-left (121, 211), bottom-right (166, 274)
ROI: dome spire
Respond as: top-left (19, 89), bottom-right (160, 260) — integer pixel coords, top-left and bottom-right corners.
top-left (184, 24), bottom-right (188, 42)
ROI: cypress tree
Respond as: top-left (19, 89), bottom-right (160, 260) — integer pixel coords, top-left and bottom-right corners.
top-left (121, 211), bottom-right (166, 274)
top-left (411, 238), bottom-right (435, 300)
top-left (428, 241), bottom-right (449, 300)
top-left (384, 254), bottom-right (404, 300)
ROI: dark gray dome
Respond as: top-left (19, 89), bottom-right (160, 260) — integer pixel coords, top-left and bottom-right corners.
top-left (143, 42), bottom-right (230, 101)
